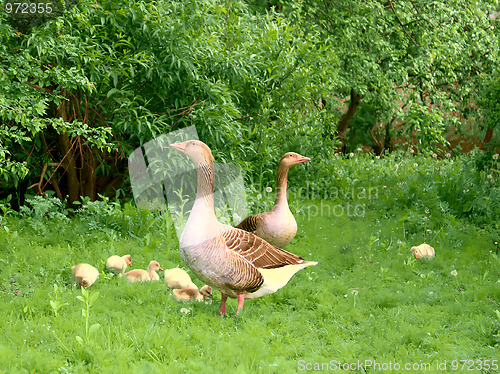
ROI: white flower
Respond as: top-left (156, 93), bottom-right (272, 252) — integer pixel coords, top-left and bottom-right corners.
top-left (351, 289), bottom-right (359, 296)
top-left (180, 308), bottom-right (190, 314)
top-left (257, 194), bottom-right (262, 199)
top-left (265, 187), bottom-right (272, 193)
top-left (414, 163), bottom-right (418, 167)
top-left (375, 155), bottom-right (380, 159)
top-left (446, 153), bottom-right (451, 158)
top-left (493, 154), bottom-right (499, 160)
top-left (334, 153), bottom-right (340, 157)
top-left (349, 152), bottom-right (354, 158)
top-left (488, 174), bottom-right (493, 179)
top-left (431, 153), bottom-right (438, 159)
top-left (451, 270), bottom-right (458, 277)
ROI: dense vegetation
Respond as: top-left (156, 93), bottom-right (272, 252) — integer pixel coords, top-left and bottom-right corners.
top-left (1, 0), bottom-right (499, 205)
top-left (0, 0), bottom-right (499, 372)
top-left (0, 152), bottom-right (499, 373)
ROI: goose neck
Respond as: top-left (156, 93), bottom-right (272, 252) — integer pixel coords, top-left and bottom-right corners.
top-left (190, 161), bottom-right (217, 219)
top-left (273, 163), bottom-right (290, 210)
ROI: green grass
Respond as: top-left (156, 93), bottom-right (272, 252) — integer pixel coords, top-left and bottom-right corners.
top-left (0, 154), bottom-right (499, 373)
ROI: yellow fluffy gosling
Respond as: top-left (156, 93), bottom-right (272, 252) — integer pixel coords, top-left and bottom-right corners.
top-left (106, 254), bottom-right (132, 274)
top-left (164, 267), bottom-right (197, 290)
top-left (72, 263), bottom-right (99, 288)
top-left (124, 260), bottom-right (163, 283)
top-left (411, 244), bottom-right (435, 259)
top-left (173, 285), bottom-right (213, 302)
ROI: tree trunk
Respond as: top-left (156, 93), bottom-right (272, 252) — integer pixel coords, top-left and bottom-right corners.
top-left (336, 89), bottom-right (361, 150)
top-left (483, 127), bottom-right (494, 145)
top-left (58, 131), bottom-right (80, 204)
top-left (81, 145), bottom-right (97, 201)
top-left (56, 91), bottom-right (80, 204)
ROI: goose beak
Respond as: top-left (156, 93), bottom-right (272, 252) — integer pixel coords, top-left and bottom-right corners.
top-left (297, 156), bottom-right (311, 164)
top-left (170, 142), bottom-right (187, 153)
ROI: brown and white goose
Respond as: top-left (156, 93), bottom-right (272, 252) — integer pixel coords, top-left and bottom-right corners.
top-left (123, 260), bottom-right (163, 283)
top-left (106, 254), bottom-right (132, 274)
top-left (72, 263), bottom-right (99, 288)
top-left (236, 152), bottom-right (310, 248)
top-left (170, 140), bottom-right (317, 316)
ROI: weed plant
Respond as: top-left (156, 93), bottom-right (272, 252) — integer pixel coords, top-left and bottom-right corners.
top-left (0, 152), bottom-right (498, 373)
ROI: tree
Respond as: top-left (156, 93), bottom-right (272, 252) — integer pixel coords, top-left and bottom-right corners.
top-left (1, 0), bottom-right (336, 205)
top-left (276, 0), bottom-right (500, 152)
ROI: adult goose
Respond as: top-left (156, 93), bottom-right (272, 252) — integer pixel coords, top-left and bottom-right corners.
top-left (236, 152), bottom-right (310, 248)
top-left (170, 140), bottom-right (317, 316)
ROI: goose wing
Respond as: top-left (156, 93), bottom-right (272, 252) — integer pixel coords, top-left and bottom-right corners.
top-left (221, 227), bottom-right (304, 269)
top-left (235, 213), bottom-right (264, 232)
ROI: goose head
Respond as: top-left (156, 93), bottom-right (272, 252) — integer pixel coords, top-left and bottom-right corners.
top-left (170, 140), bottom-right (214, 165)
top-left (200, 285), bottom-right (213, 297)
top-left (280, 152), bottom-right (311, 168)
top-left (148, 261), bottom-right (163, 272)
top-left (123, 255), bottom-right (132, 267)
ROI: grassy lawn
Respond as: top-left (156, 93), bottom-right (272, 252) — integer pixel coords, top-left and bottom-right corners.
top-left (0, 154), bottom-right (498, 373)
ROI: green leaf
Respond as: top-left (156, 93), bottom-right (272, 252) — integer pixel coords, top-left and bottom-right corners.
top-left (89, 323), bottom-right (101, 335)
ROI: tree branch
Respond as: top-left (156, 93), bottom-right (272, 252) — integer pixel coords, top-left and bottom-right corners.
top-left (388, 0), bottom-right (420, 47)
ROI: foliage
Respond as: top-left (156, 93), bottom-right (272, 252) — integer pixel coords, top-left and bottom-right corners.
top-left (0, 154), bottom-right (498, 371)
top-left (478, 66), bottom-right (500, 130)
top-left (0, 0), bottom-right (336, 204)
top-left (49, 284), bottom-right (69, 318)
top-left (290, 150), bottom-right (500, 229)
top-left (274, 0), bottom-right (500, 151)
top-left (75, 287), bottom-right (101, 346)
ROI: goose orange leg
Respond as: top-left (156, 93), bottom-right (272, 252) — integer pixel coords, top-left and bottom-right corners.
top-left (235, 293), bottom-right (245, 316)
top-left (219, 294), bottom-right (228, 316)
